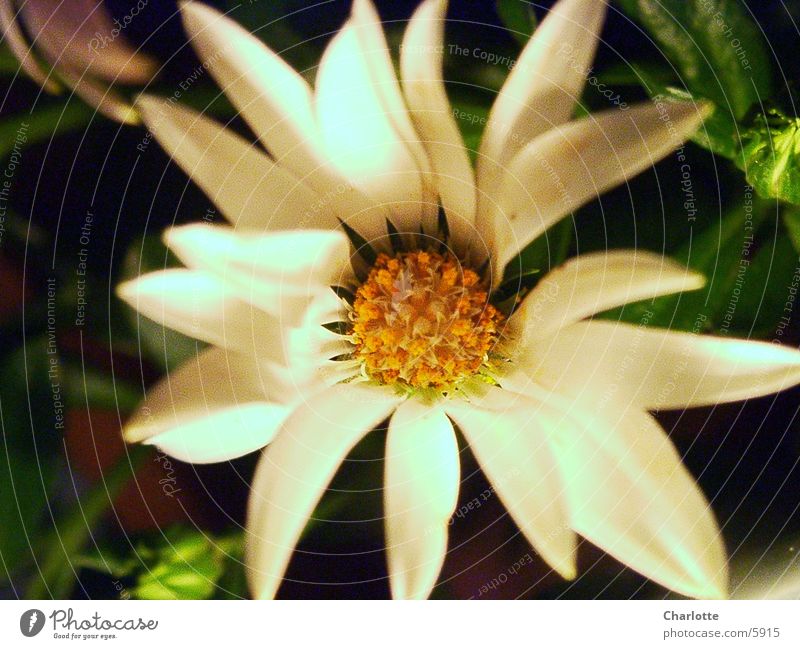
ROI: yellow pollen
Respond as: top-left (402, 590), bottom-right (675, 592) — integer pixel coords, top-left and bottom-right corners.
top-left (350, 250), bottom-right (504, 391)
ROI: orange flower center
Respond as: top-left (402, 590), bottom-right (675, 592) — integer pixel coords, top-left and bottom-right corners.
top-left (350, 250), bottom-right (504, 392)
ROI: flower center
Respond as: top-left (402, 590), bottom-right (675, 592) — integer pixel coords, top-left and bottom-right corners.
top-left (350, 249), bottom-right (504, 392)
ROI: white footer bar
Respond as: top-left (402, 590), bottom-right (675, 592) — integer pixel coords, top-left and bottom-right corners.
top-left (1, 599), bottom-right (798, 647)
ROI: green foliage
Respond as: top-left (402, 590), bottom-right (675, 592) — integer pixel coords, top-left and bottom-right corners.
top-left (0, 102), bottom-right (93, 161)
top-left (3, 0), bottom-right (800, 601)
top-left (635, 77), bottom-right (742, 161)
top-left (0, 46), bottom-right (22, 75)
top-left (131, 527), bottom-right (239, 600)
top-left (618, 0), bottom-right (772, 119)
top-left (24, 445), bottom-right (149, 599)
top-left (0, 340), bottom-right (61, 585)
top-left (783, 207), bottom-right (800, 254)
top-left (610, 191), bottom-right (775, 335)
top-left (730, 230), bottom-right (799, 336)
top-left (60, 364), bottom-right (141, 412)
top-left (496, 0), bottom-right (538, 47)
top-left (75, 526), bottom-right (246, 599)
top-left (451, 101), bottom-right (489, 159)
top-left (620, 0), bottom-right (800, 208)
top-left (509, 218), bottom-right (573, 277)
top-left (739, 111), bottom-right (800, 206)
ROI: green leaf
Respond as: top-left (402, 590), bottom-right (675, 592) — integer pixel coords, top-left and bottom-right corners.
top-left (0, 340), bottom-right (62, 585)
top-left (618, 0), bottom-right (772, 119)
top-left (25, 446), bottom-right (149, 598)
top-left (60, 364), bottom-right (141, 413)
top-left (76, 528), bottom-right (247, 600)
top-left (491, 268), bottom-right (541, 304)
top-left (506, 217), bottom-right (573, 280)
top-left (496, 0), bottom-right (538, 47)
top-left (452, 101), bottom-right (489, 161)
top-left (783, 207), bottom-right (800, 255)
top-left (738, 111), bottom-right (800, 205)
top-left (633, 72), bottom-right (740, 161)
top-left (132, 527), bottom-right (233, 600)
top-left (610, 190), bottom-right (770, 331)
top-left (725, 230), bottom-right (799, 337)
top-left (0, 102), bottom-right (93, 161)
top-left (73, 545), bottom-right (138, 579)
top-left (0, 46), bottom-right (22, 75)
top-left (693, 102), bottom-right (741, 161)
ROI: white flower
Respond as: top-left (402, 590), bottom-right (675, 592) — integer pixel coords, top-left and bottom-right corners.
top-left (118, 0), bottom-right (800, 600)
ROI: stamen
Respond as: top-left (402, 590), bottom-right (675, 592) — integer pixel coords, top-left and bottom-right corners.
top-left (349, 249), bottom-right (504, 392)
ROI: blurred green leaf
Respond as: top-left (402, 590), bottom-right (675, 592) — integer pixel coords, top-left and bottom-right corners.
top-left (132, 527), bottom-right (236, 600)
top-left (61, 364), bottom-right (141, 413)
top-left (727, 229), bottom-right (798, 337)
top-left (496, 0), bottom-right (538, 47)
top-left (74, 545), bottom-right (138, 579)
top-left (76, 528), bottom-right (247, 600)
top-left (597, 61), bottom-right (674, 87)
top-left (0, 102), bottom-right (93, 161)
top-left (611, 191), bottom-right (770, 332)
top-left (0, 46), bottom-right (21, 75)
top-left (25, 445), bottom-right (149, 599)
top-left (507, 217), bottom-right (573, 280)
top-left (783, 207), bottom-right (800, 255)
top-left (618, 0), bottom-right (772, 119)
top-left (0, 339), bottom-right (62, 585)
top-left (693, 103), bottom-right (741, 162)
top-left (452, 101), bottom-right (489, 160)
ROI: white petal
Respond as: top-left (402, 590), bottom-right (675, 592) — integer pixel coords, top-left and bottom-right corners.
top-left (524, 321), bottom-right (800, 411)
top-left (163, 225), bottom-right (351, 321)
top-left (401, 0), bottom-right (478, 252)
top-left (164, 224), bottom-right (349, 285)
top-left (545, 393), bottom-right (728, 599)
top-left (385, 400), bottom-right (458, 600)
top-left (245, 385), bottom-right (401, 599)
top-left (180, 1), bottom-right (328, 183)
top-left (124, 347), bottom-right (290, 463)
top-left (477, 0), bottom-right (606, 233)
top-left (445, 387), bottom-right (576, 579)
top-left (118, 269), bottom-right (281, 360)
top-left (117, 270), bottom-right (350, 367)
top-left (136, 96), bottom-right (332, 230)
top-left (495, 101), bottom-right (710, 270)
top-left (315, 19), bottom-right (425, 238)
top-left (145, 404), bottom-right (287, 464)
top-left (351, 0), bottom-right (434, 185)
top-left (509, 250), bottom-right (705, 345)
